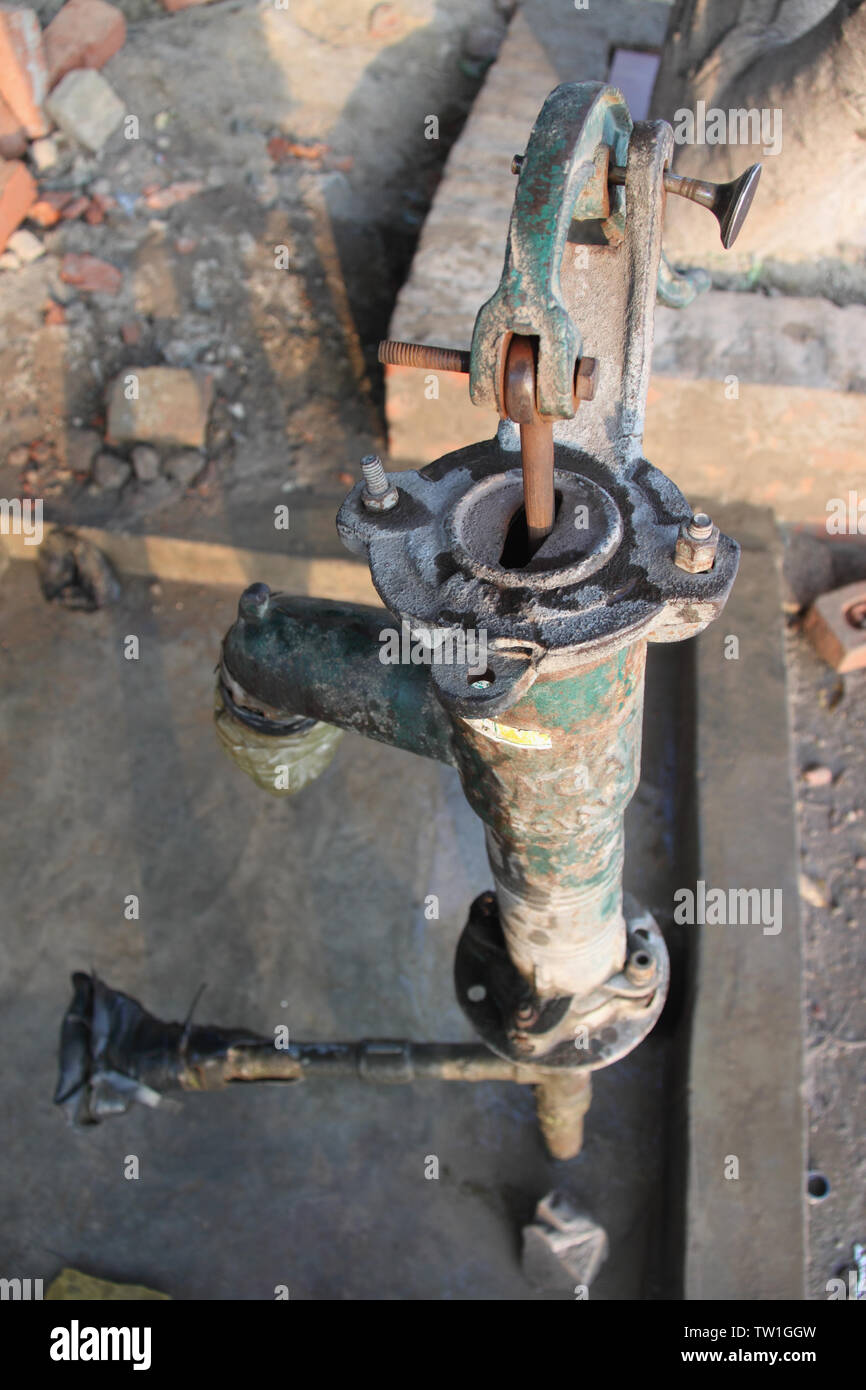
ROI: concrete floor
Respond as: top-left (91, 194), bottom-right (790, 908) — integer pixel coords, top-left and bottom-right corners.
top-left (0, 558), bottom-right (691, 1300)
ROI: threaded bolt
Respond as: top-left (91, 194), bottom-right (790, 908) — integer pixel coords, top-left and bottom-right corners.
top-left (360, 454), bottom-right (399, 512)
top-left (688, 511), bottom-right (713, 540)
top-left (378, 340), bottom-right (471, 374)
top-left (674, 511), bottom-right (719, 573)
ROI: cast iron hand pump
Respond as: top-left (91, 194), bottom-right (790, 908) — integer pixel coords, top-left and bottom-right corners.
top-left (56, 84), bottom-right (756, 1160)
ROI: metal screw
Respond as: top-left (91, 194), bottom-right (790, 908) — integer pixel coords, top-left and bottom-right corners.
top-left (360, 454), bottom-right (399, 513)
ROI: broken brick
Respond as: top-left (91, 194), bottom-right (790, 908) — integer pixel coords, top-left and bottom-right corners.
top-left (159, 0), bottom-right (217, 12)
top-left (0, 158), bottom-right (37, 253)
top-left (805, 582), bottom-right (866, 673)
top-left (267, 136), bottom-right (329, 164)
top-left (60, 250), bottom-right (122, 292)
top-left (119, 318), bottom-right (141, 345)
top-left (106, 367), bottom-right (212, 449)
top-left (36, 189), bottom-right (75, 214)
top-left (0, 92), bottom-right (26, 158)
top-left (44, 298), bottom-right (66, 325)
top-left (143, 180), bottom-right (203, 210)
top-left (60, 193), bottom-right (91, 219)
top-left (0, 6), bottom-right (48, 138)
top-left (43, 0), bottom-right (126, 89)
top-left (46, 67), bottom-right (124, 153)
top-left (28, 199), bottom-right (61, 226)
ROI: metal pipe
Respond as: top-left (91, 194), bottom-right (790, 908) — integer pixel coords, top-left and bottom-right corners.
top-left (449, 641), bottom-right (646, 1002)
top-left (206, 1041), bottom-right (557, 1087)
top-left (221, 590), bottom-right (455, 765)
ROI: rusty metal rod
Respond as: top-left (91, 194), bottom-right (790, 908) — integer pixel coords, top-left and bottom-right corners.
top-left (519, 420), bottom-right (555, 553)
top-left (379, 340), bottom-right (471, 374)
top-left (504, 335), bottom-right (556, 554)
top-left (186, 1040), bottom-right (560, 1089)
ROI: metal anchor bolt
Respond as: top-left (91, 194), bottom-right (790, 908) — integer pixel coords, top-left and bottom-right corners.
top-left (674, 511), bottom-right (719, 573)
top-left (360, 454), bottom-right (399, 512)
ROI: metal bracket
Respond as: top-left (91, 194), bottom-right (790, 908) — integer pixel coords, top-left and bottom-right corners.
top-left (470, 83), bottom-right (632, 421)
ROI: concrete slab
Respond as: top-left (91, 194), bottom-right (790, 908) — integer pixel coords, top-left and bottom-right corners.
top-left (686, 503), bottom-right (805, 1300)
top-left (0, 556), bottom-right (694, 1300)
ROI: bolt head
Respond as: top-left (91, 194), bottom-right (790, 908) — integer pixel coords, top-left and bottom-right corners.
top-left (239, 582), bottom-right (271, 622)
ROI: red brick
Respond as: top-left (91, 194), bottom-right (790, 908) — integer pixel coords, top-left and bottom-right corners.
top-left (43, 0), bottom-right (126, 89)
top-left (59, 193), bottom-right (90, 219)
top-left (0, 7), bottom-right (48, 139)
top-left (60, 251), bottom-right (122, 292)
top-left (0, 158), bottom-right (36, 252)
top-left (160, 0), bottom-right (215, 12)
top-left (0, 91), bottom-right (26, 158)
top-left (29, 198), bottom-right (62, 226)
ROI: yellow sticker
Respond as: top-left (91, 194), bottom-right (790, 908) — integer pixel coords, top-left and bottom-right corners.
top-left (464, 717), bottom-right (552, 750)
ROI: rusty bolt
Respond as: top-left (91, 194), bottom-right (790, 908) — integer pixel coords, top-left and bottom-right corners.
top-left (674, 511), bottom-right (718, 573)
top-left (378, 340), bottom-right (470, 374)
top-left (511, 154), bottom-right (524, 175)
top-left (360, 454), bottom-right (399, 512)
top-left (625, 947), bottom-right (656, 987)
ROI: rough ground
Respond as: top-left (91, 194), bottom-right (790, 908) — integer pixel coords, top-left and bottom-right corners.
top-left (0, 0), bottom-right (511, 551)
top-left (784, 533), bottom-right (866, 1302)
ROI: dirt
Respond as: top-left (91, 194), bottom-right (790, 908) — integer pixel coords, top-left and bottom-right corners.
top-left (783, 531), bottom-right (866, 1300)
top-left (0, 0), bottom-right (512, 549)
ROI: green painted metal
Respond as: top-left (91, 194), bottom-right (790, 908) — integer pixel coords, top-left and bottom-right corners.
top-left (221, 593), bottom-right (455, 766)
top-left (656, 250), bottom-right (711, 308)
top-left (470, 83), bottom-right (632, 420)
top-left (447, 643), bottom-right (647, 1000)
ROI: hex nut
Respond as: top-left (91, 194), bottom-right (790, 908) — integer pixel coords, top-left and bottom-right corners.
top-left (674, 516), bottom-right (719, 573)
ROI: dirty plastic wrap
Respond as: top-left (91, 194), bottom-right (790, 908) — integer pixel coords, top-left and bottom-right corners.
top-left (213, 683), bottom-right (343, 795)
top-left (54, 972), bottom-right (268, 1126)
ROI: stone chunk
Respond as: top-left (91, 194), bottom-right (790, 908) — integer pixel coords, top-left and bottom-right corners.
top-left (63, 427), bottom-right (102, 474)
top-left (92, 450), bottom-right (130, 489)
top-left (46, 68), bottom-right (124, 153)
top-left (163, 449), bottom-right (203, 488)
top-left (106, 367), bottom-right (212, 449)
top-left (131, 443), bottom-right (159, 482)
top-left (521, 1192), bottom-right (608, 1293)
top-left (7, 226), bottom-right (43, 261)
